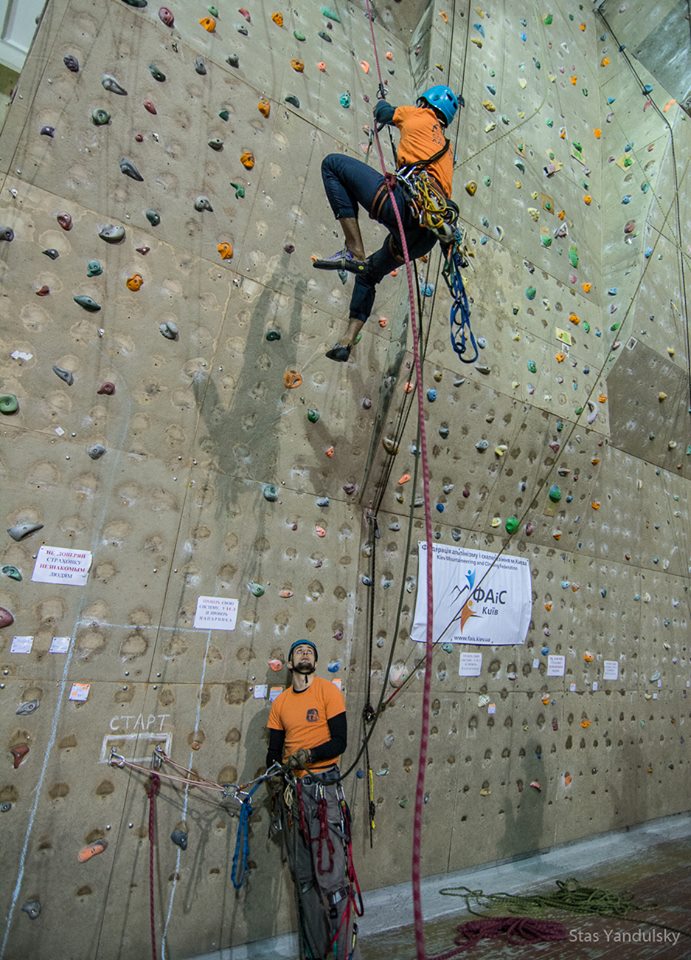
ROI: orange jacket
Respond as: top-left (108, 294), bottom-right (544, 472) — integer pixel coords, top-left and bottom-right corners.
top-left (393, 105), bottom-right (454, 197)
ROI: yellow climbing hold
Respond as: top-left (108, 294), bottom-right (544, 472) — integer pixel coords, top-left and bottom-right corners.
top-left (583, 194), bottom-right (592, 205)
top-left (569, 312), bottom-right (580, 325)
top-left (258, 98), bottom-right (271, 118)
top-left (658, 391), bottom-right (667, 401)
top-left (240, 150), bottom-right (255, 169)
top-left (272, 11), bottom-right (284, 27)
top-left (290, 58), bottom-right (304, 72)
top-left (199, 16), bottom-right (216, 31)
top-left (600, 56), bottom-right (610, 67)
top-left (126, 273), bottom-right (143, 291)
top-left (465, 180), bottom-right (477, 196)
top-left (217, 242), bottom-right (234, 260)
top-left (482, 99), bottom-right (496, 112)
top-left (591, 501), bottom-right (601, 510)
top-left (555, 352), bottom-right (566, 363)
top-left (471, 37), bottom-right (483, 47)
top-left (582, 281), bottom-right (592, 293)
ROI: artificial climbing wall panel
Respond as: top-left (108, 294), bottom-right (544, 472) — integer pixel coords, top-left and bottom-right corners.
top-left (0, 1), bottom-right (689, 959)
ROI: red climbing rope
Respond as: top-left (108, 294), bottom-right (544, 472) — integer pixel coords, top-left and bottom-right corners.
top-left (363, 4), bottom-right (435, 958)
top-left (147, 773), bottom-right (161, 960)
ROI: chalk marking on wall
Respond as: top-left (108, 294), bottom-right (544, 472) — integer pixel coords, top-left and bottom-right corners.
top-left (0, 638), bottom-right (76, 959)
top-left (99, 732), bottom-right (173, 764)
top-left (161, 630), bottom-right (212, 960)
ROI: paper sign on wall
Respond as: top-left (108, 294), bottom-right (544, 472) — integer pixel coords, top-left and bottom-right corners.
top-left (32, 546), bottom-right (92, 586)
top-left (459, 652), bottom-right (483, 677)
top-left (603, 661), bottom-right (619, 680)
top-left (547, 655), bottom-right (566, 677)
top-left (194, 596), bottom-right (238, 631)
top-left (411, 542), bottom-right (532, 646)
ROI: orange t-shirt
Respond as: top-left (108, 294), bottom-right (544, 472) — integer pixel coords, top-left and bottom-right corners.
top-left (393, 105), bottom-right (454, 197)
top-left (267, 676), bottom-right (346, 771)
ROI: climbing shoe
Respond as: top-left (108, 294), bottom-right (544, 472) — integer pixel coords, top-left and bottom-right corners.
top-left (313, 249), bottom-right (368, 274)
top-left (325, 343), bottom-right (351, 362)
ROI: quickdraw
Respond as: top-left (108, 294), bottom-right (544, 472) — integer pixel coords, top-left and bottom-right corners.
top-left (396, 165), bottom-right (460, 238)
top-left (442, 227), bottom-right (478, 364)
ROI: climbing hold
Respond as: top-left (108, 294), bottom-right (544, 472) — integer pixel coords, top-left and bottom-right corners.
top-left (102, 74), bottom-right (128, 95)
top-left (194, 57), bottom-right (207, 75)
top-left (145, 209), bottom-right (160, 226)
top-left (97, 382), bottom-right (115, 395)
top-left (229, 182), bottom-right (245, 199)
top-left (194, 196), bottom-right (213, 212)
top-left (226, 54), bottom-right (239, 68)
top-left (307, 409), bottom-right (320, 423)
top-left (171, 828), bottom-right (188, 850)
top-left (0, 394), bottom-right (19, 414)
top-left (0, 606), bottom-right (15, 628)
top-left (99, 224), bottom-right (126, 243)
top-left (239, 7), bottom-right (251, 22)
top-left (475, 439), bottom-right (489, 451)
top-left (143, 99), bottom-right (157, 115)
top-left (548, 484), bottom-right (561, 502)
top-left (339, 91), bottom-right (351, 108)
top-left (283, 370), bottom-right (302, 389)
top-left (199, 16), bottom-right (216, 31)
top-left (268, 658), bottom-right (283, 672)
top-left (240, 150), bottom-right (255, 169)
top-left (319, 30), bottom-right (332, 42)
top-left (439, 424), bottom-right (449, 439)
top-left (7, 522), bottom-right (43, 541)
top-left (126, 273), bottom-right (144, 291)
top-left (2, 565), bottom-right (22, 580)
top-left (262, 484), bottom-right (278, 502)
top-left (53, 365), bottom-right (74, 385)
top-left (382, 437), bottom-right (399, 456)
top-left (272, 12), bottom-right (284, 26)
top-left (21, 900), bottom-right (40, 920)
top-left (157, 5), bottom-right (173, 25)
top-left (57, 212), bottom-right (73, 230)
top-left (465, 180), bottom-right (477, 196)
top-left (63, 54), bottom-right (79, 72)
top-left (159, 321), bottom-right (179, 340)
top-left (86, 260), bottom-right (103, 277)
top-left (41, 125), bottom-right (55, 137)
top-left (325, 446), bottom-right (335, 458)
top-left (321, 6), bottom-right (340, 21)
top-left (217, 242), bottom-right (233, 260)
top-left (505, 516), bottom-right (519, 535)
top-left (149, 64), bottom-right (166, 81)
top-left (74, 295), bottom-right (101, 312)
top-left (257, 98), bottom-right (271, 118)
top-left (279, 589), bottom-right (294, 599)
top-left (120, 157), bottom-right (144, 182)
top-left (285, 95), bottom-right (300, 108)
top-left (290, 59), bottom-right (304, 72)
top-left (78, 839), bottom-right (108, 863)
top-left (583, 194), bottom-right (592, 205)
top-left (43, 248), bottom-right (59, 259)
top-left (10, 743), bottom-right (29, 767)
top-left (17, 700), bottom-right (38, 715)
top-left (525, 286), bottom-right (536, 300)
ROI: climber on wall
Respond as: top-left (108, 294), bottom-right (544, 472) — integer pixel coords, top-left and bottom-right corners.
top-left (313, 85), bottom-right (461, 362)
top-left (265, 639), bottom-right (362, 960)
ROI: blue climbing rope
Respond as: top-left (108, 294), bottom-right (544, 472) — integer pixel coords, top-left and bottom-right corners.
top-left (230, 780), bottom-right (263, 889)
top-left (443, 228), bottom-right (478, 364)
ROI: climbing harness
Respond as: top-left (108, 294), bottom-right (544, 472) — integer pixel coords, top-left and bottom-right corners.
top-left (396, 140), bottom-right (460, 239)
top-left (441, 227), bottom-right (478, 364)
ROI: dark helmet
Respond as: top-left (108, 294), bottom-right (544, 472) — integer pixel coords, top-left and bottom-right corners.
top-left (417, 85), bottom-right (459, 126)
top-left (287, 639), bottom-right (318, 663)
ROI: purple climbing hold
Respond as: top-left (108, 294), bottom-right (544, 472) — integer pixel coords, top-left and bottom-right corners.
top-left (63, 54), bottom-right (79, 72)
top-left (158, 6), bottom-right (174, 26)
top-left (0, 226), bottom-right (14, 242)
top-left (40, 125), bottom-right (55, 137)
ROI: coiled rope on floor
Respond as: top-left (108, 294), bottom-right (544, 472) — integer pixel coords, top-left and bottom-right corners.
top-left (439, 878), bottom-right (643, 918)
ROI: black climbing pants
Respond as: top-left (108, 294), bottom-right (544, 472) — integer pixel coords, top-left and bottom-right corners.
top-left (321, 153), bottom-right (438, 323)
top-left (280, 767), bottom-right (361, 960)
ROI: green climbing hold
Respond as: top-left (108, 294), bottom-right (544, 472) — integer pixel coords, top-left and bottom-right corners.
top-left (208, 4), bottom-right (219, 14)
top-left (307, 409), bottom-right (320, 423)
top-left (610, 322), bottom-right (620, 332)
top-left (92, 108), bottom-right (111, 126)
top-left (548, 484), bottom-right (561, 503)
top-left (525, 286), bottom-right (536, 300)
top-left (543, 13), bottom-right (553, 24)
top-left (540, 236), bottom-right (552, 247)
top-left (86, 260), bottom-right (103, 277)
top-left (219, 109), bottom-right (230, 121)
top-left (527, 360), bottom-right (537, 374)
top-left (121, 0), bottom-right (147, 6)
top-left (249, 581), bottom-right (265, 597)
top-left (293, 30), bottom-right (306, 40)
top-left (546, 118), bottom-right (553, 127)
top-left (321, 6), bottom-right (341, 22)
top-left (265, 330), bottom-right (281, 341)
top-left (145, 209), bottom-right (161, 226)
top-left (149, 63), bottom-right (166, 82)
top-left (505, 516), bottom-right (519, 534)
top-left (483, 176), bottom-right (491, 186)
top-left (582, 321), bottom-right (590, 333)
top-left (568, 246), bottom-right (579, 268)
top-left (74, 295), bottom-right (101, 312)
top-left (572, 142), bottom-right (582, 154)
top-left (230, 182), bottom-right (245, 199)
top-left (0, 394), bottom-right (19, 414)
top-left (263, 484), bottom-right (278, 502)
top-left (1, 565), bottom-right (22, 581)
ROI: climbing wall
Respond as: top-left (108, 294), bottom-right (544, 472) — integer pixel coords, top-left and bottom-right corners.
top-left (0, 1), bottom-right (688, 958)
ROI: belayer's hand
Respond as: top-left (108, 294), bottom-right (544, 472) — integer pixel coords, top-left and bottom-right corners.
top-left (373, 100), bottom-right (395, 129)
top-left (286, 748), bottom-right (312, 770)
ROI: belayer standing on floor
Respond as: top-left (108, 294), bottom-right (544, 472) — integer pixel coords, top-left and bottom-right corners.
top-left (314, 85), bottom-right (461, 362)
top-left (266, 639), bottom-right (362, 960)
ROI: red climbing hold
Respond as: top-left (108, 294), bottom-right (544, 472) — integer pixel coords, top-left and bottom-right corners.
top-left (11, 744), bottom-right (29, 768)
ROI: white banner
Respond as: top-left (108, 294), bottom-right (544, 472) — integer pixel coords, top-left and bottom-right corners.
top-left (411, 542), bottom-right (532, 646)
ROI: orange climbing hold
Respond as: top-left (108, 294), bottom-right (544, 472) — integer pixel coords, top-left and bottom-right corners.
top-left (398, 473), bottom-right (411, 485)
top-left (315, 525), bottom-right (326, 538)
top-left (279, 589), bottom-right (294, 599)
top-left (569, 75), bottom-right (578, 85)
top-left (317, 61), bottom-right (327, 72)
top-left (555, 352), bottom-right (566, 363)
top-left (557, 209), bottom-right (566, 220)
top-left (199, 16), bottom-right (216, 31)
top-left (217, 242), bottom-right (234, 260)
top-left (258, 98), bottom-right (271, 118)
top-left (240, 150), bottom-right (255, 169)
top-left (385, 51), bottom-right (393, 61)
top-left (283, 369), bottom-right (302, 389)
top-left (78, 839), bottom-right (108, 863)
top-left (593, 128), bottom-right (602, 139)
top-left (568, 312), bottom-right (580, 325)
top-left (600, 56), bottom-right (610, 67)
top-left (403, 382), bottom-right (414, 394)
top-left (290, 58), bottom-right (304, 72)
top-left (439, 11), bottom-right (449, 23)
top-left (580, 719), bottom-right (591, 729)
top-left (544, 601), bottom-right (553, 612)
top-left (591, 501), bottom-right (601, 510)
top-left (378, 317), bottom-right (388, 328)
top-left (581, 281), bottom-right (592, 293)
top-left (325, 446), bottom-right (335, 458)
top-left (359, 60), bottom-right (370, 73)
top-left (126, 273), bottom-right (144, 291)
top-left (598, 394), bottom-right (607, 403)
top-left (271, 11), bottom-right (284, 27)
top-left (579, 22), bottom-right (586, 30)
top-left (583, 194), bottom-right (592, 205)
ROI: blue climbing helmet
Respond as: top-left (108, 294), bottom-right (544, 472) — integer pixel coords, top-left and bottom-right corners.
top-left (288, 639), bottom-right (318, 663)
top-left (417, 85), bottom-right (460, 126)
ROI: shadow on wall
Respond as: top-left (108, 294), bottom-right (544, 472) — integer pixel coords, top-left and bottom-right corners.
top-left (499, 737), bottom-right (545, 861)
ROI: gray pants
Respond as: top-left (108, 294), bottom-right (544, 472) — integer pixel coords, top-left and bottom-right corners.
top-left (280, 769), bottom-right (362, 960)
